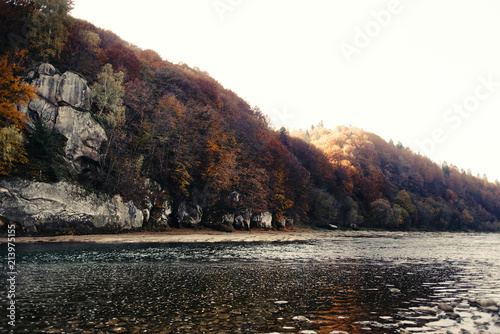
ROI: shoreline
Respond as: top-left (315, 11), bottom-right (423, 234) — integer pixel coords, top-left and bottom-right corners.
top-left (2, 229), bottom-right (332, 244)
top-left (0, 229), bottom-right (478, 244)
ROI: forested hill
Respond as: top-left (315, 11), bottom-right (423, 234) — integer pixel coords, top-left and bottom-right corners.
top-left (1, 0), bottom-right (499, 232)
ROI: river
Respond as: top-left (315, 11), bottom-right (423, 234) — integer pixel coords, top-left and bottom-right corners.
top-left (1, 232), bottom-right (499, 333)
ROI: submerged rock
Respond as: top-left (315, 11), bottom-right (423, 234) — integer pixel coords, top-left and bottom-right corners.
top-left (438, 303), bottom-right (454, 312)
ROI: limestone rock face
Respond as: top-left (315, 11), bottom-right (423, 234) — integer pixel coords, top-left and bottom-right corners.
top-left (53, 106), bottom-right (106, 164)
top-left (251, 212), bottom-right (273, 229)
top-left (26, 63), bottom-right (105, 170)
top-left (57, 72), bottom-right (91, 109)
top-left (31, 63), bottom-right (91, 109)
top-left (0, 179), bottom-right (143, 233)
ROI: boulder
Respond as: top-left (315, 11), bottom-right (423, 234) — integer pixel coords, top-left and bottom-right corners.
top-left (234, 209), bottom-right (251, 230)
top-left (177, 202), bottom-right (203, 227)
top-left (38, 63), bottom-right (56, 76)
top-left (251, 212), bottom-right (273, 229)
top-left (229, 191), bottom-right (241, 203)
top-left (222, 213), bottom-right (234, 225)
top-left (31, 63), bottom-right (91, 109)
top-left (0, 179), bottom-right (143, 233)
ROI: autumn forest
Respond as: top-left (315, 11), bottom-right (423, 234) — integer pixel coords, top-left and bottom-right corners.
top-left (1, 0), bottom-right (500, 232)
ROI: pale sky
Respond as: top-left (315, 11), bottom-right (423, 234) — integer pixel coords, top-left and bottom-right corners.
top-left (71, 0), bottom-right (500, 182)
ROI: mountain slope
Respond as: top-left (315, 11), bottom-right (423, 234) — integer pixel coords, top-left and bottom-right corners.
top-left (1, 0), bottom-right (499, 232)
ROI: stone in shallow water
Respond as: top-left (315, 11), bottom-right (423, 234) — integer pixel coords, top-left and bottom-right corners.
top-left (484, 305), bottom-right (499, 312)
top-left (477, 299), bottom-right (497, 307)
top-left (438, 303), bottom-right (454, 312)
top-left (293, 315), bottom-right (310, 322)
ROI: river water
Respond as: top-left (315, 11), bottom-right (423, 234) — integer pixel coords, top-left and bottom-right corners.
top-left (1, 232), bottom-right (499, 333)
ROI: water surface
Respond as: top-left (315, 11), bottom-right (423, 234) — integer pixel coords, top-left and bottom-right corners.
top-left (1, 232), bottom-right (499, 333)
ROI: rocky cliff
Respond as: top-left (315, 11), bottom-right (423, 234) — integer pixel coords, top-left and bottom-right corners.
top-left (0, 179), bottom-right (143, 233)
top-left (23, 63), bottom-right (106, 172)
top-left (0, 64), bottom-right (143, 233)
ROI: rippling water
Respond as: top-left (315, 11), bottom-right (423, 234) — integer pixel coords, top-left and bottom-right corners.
top-left (1, 232), bottom-right (499, 333)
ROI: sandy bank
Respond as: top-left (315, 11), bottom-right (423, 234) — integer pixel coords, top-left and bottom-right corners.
top-left (1, 230), bottom-right (420, 244)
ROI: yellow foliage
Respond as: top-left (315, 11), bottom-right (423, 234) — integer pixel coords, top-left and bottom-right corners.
top-left (0, 125), bottom-right (28, 176)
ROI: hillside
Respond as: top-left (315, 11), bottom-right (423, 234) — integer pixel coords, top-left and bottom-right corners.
top-left (1, 0), bottom-right (499, 232)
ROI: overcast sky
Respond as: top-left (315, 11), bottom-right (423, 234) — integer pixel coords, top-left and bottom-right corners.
top-left (71, 0), bottom-right (500, 182)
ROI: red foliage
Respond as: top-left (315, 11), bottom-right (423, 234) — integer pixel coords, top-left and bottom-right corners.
top-left (104, 43), bottom-right (141, 82)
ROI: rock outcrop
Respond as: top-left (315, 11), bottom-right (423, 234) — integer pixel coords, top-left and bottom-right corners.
top-left (24, 63), bottom-right (106, 171)
top-left (251, 212), bottom-right (273, 229)
top-left (176, 202), bottom-right (203, 227)
top-left (0, 179), bottom-right (143, 233)
top-left (141, 179), bottom-right (172, 227)
top-left (234, 210), bottom-right (252, 230)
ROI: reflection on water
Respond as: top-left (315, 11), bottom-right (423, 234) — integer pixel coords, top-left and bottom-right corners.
top-left (1, 232), bottom-right (499, 333)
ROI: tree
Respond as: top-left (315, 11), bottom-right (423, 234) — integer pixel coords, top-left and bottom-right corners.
top-left (27, 0), bottom-right (74, 61)
top-left (0, 125), bottom-right (27, 175)
top-left (394, 190), bottom-right (416, 227)
top-left (90, 64), bottom-right (125, 127)
top-left (369, 198), bottom-right (396, 229)
top-left (0, 52), bottom-right (36, 175)
top-left (0, 0), bottom-right (36, 54)
top-left (442, 161), bottom-right (450, 176)
top-left (0, 52), bottom-right (36, 128)
top-left (104, 43), bottom-right (141, 82)
top-left (60, 20), bottom-right (102, 78)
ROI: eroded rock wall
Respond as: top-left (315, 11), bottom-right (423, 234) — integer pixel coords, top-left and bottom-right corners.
top-left (0, 179), bottom-right (143, 233)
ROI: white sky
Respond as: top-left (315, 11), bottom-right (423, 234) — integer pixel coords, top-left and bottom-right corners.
top-left (71, 0), bottom-right (500, 182)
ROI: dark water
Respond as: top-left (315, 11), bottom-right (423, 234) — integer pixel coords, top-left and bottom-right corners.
top-left (1, 232), bottom-right (500, 333)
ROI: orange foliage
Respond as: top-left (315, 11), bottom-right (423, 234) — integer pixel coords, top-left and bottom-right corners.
top-left (0, 52), bottom-right (36, 129)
